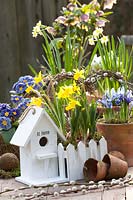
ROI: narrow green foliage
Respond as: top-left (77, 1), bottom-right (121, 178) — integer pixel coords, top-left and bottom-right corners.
top-left (28, 64), bottom-right (37, 76)
top-left (89, 36), bottom-right (133, 91)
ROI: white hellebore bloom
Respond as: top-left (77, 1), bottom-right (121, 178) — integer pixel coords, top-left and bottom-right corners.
top-left (104, 0), bottom-right (117, 10)
top-left (32, 20), bottom-right (43, 38)
top-left (93, 28), bottom-right (103, 39)
top-left (100, 35), bottom-right (109, 44)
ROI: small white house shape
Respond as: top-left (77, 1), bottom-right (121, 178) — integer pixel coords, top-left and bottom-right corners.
top-left (10, 106), bottom-right (68, 186)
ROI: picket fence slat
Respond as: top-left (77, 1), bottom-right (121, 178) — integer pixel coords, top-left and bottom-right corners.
top-left (88, 139), bottom-right (99, 160)
top-left (58, 143), bottom-right (66, 179)
top-left (58, 138), bottom-right (108, 181)
top-left (98, 137), bottom-right (108, 160)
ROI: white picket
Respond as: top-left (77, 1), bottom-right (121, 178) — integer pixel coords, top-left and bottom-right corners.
top-left (88, 139), bottom-right (99, 160)
top-left (58, 143), bottom-right (66, 179)
top-left (66, 144), bottom-right (82, 181)
top-left (77, 141), bottom-right (86, 179)
top-left (98, 137), bottom-right (108, 160)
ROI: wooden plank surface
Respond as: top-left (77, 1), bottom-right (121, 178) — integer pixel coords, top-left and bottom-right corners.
top-left (57, 191), bottom-right (102, 200)
top-left (126, 186), bottom-right (133, 200)
top-left (102, 187), bottom-right (126, 200)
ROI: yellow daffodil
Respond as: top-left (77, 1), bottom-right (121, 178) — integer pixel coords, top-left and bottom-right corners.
top-left (57, 85), bottom-right (74, 99)
top-left (73, 69), bottom-right (85, 80)
top-left (30, 97), bottom-right (43, 107)
top-left (72, 81), bottom-right (80, 94)
top-left (34, 71), bottom-right (43, 84)
top-left (25, 86), bottom-right (33, 94)
top-left (66, 99), bottom-right (81, 111)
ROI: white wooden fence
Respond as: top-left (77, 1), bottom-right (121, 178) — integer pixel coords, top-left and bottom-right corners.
top-left (58, 137), bottom-right (107, 181)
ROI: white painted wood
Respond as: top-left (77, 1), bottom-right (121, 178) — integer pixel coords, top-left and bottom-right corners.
top-left (88, 139), bottom-right (98, 160)
top-left (10, 106), bottom-right (66, 147)
top-left (36, 152), bottom-right (57, 160)
top-left (10, 106), bottom-right (43, 147)
top-left (58, 143), bottom-right (66, 179)
top-left (11, 106), bottom-right (67, 186)
top-left (77, 141), bottom-right (86, 178)
top-left (66, 144), bottom-right (79, 181)
top-left (98, 137), bottom-right (108, 160)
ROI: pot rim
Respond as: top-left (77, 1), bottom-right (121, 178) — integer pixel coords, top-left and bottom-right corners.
top-left (97, 121), bottom-right (133, 126)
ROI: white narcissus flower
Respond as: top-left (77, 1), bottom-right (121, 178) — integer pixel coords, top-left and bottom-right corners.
top-left (32, 20), bottom-right (43, 38)
top-left (89, 37), bottom-right (95, 45)
top-left (100, 35), bottom-right (109, 44)
top-left (93, 28), bottom-right (103, 39)
top-left (104, 0), bottom-right (117, 10)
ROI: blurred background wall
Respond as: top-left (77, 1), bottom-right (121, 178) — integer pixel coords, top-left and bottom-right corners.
top-left (0, 0), bottom-right (133, 102)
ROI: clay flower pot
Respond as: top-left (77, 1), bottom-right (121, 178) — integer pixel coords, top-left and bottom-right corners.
top-left (83, 158), bottom-right (109, 182)
top-left (96, 122), bottom-right (133, 166)
top-left (102, 154), bottom-right (128, 180)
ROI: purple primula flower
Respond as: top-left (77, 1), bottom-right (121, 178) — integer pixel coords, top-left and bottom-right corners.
top-left (10, 95), bottom-right (23, 105)
top-left (0, 108), bottom-right (12, 118)
top-left (18, 75), bottom-right (34, 83)
top-left (0, 117), bottom-right (12, 130)
top-left (15, 82), bottom-right (27, 94)
top-left (11, 108), bottom-right (20, 118)
top-left (0, 103), bottom-right (10, 111)
top-left (17, 98), bottom-right (31, 113)
top-left (12, 81), bottom-right (18, 91)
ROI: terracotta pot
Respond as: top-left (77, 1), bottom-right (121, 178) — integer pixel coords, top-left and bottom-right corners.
top-left (96, 122), bottom-right (133, 166)
top-left (109, 151), bottom-right (126, 161)
top-left (102, 154), bottom-right (128, 180)
top-left (83, 158), bottom-right (109, 182)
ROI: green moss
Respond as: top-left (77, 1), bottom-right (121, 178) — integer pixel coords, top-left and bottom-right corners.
top-left (0, 167), bottom-right (20, 179)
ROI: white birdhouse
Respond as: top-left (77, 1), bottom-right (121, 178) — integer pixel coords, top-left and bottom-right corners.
top-left (10, 106), bottom-right (68, 186)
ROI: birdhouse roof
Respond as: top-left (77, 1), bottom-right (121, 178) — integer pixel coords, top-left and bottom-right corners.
top-left (10, 106), bottom-right (66, 147)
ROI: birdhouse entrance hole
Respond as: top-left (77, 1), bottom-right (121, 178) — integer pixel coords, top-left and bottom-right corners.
top-left (39, 136), bottom-right (48, 147)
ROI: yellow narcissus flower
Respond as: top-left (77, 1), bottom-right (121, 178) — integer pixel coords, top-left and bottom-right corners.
top-left (73, 81), bottom-right (80, 94)
top-left (57, 85), bottom-right (74, 99)
top-left (34, 71), bottom-right (43, 84)
top-left (30, 97), bottom-right (43, 107)
top-left (25, 86), bottom-right (33, 94)
top-left (65, 99), bottom-right (81, 111)
top-left (73, 69), bottom-right (85, 80)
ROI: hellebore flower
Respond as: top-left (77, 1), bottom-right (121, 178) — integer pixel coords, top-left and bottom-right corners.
top-left (104, 0), bottom-right (117, 10)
